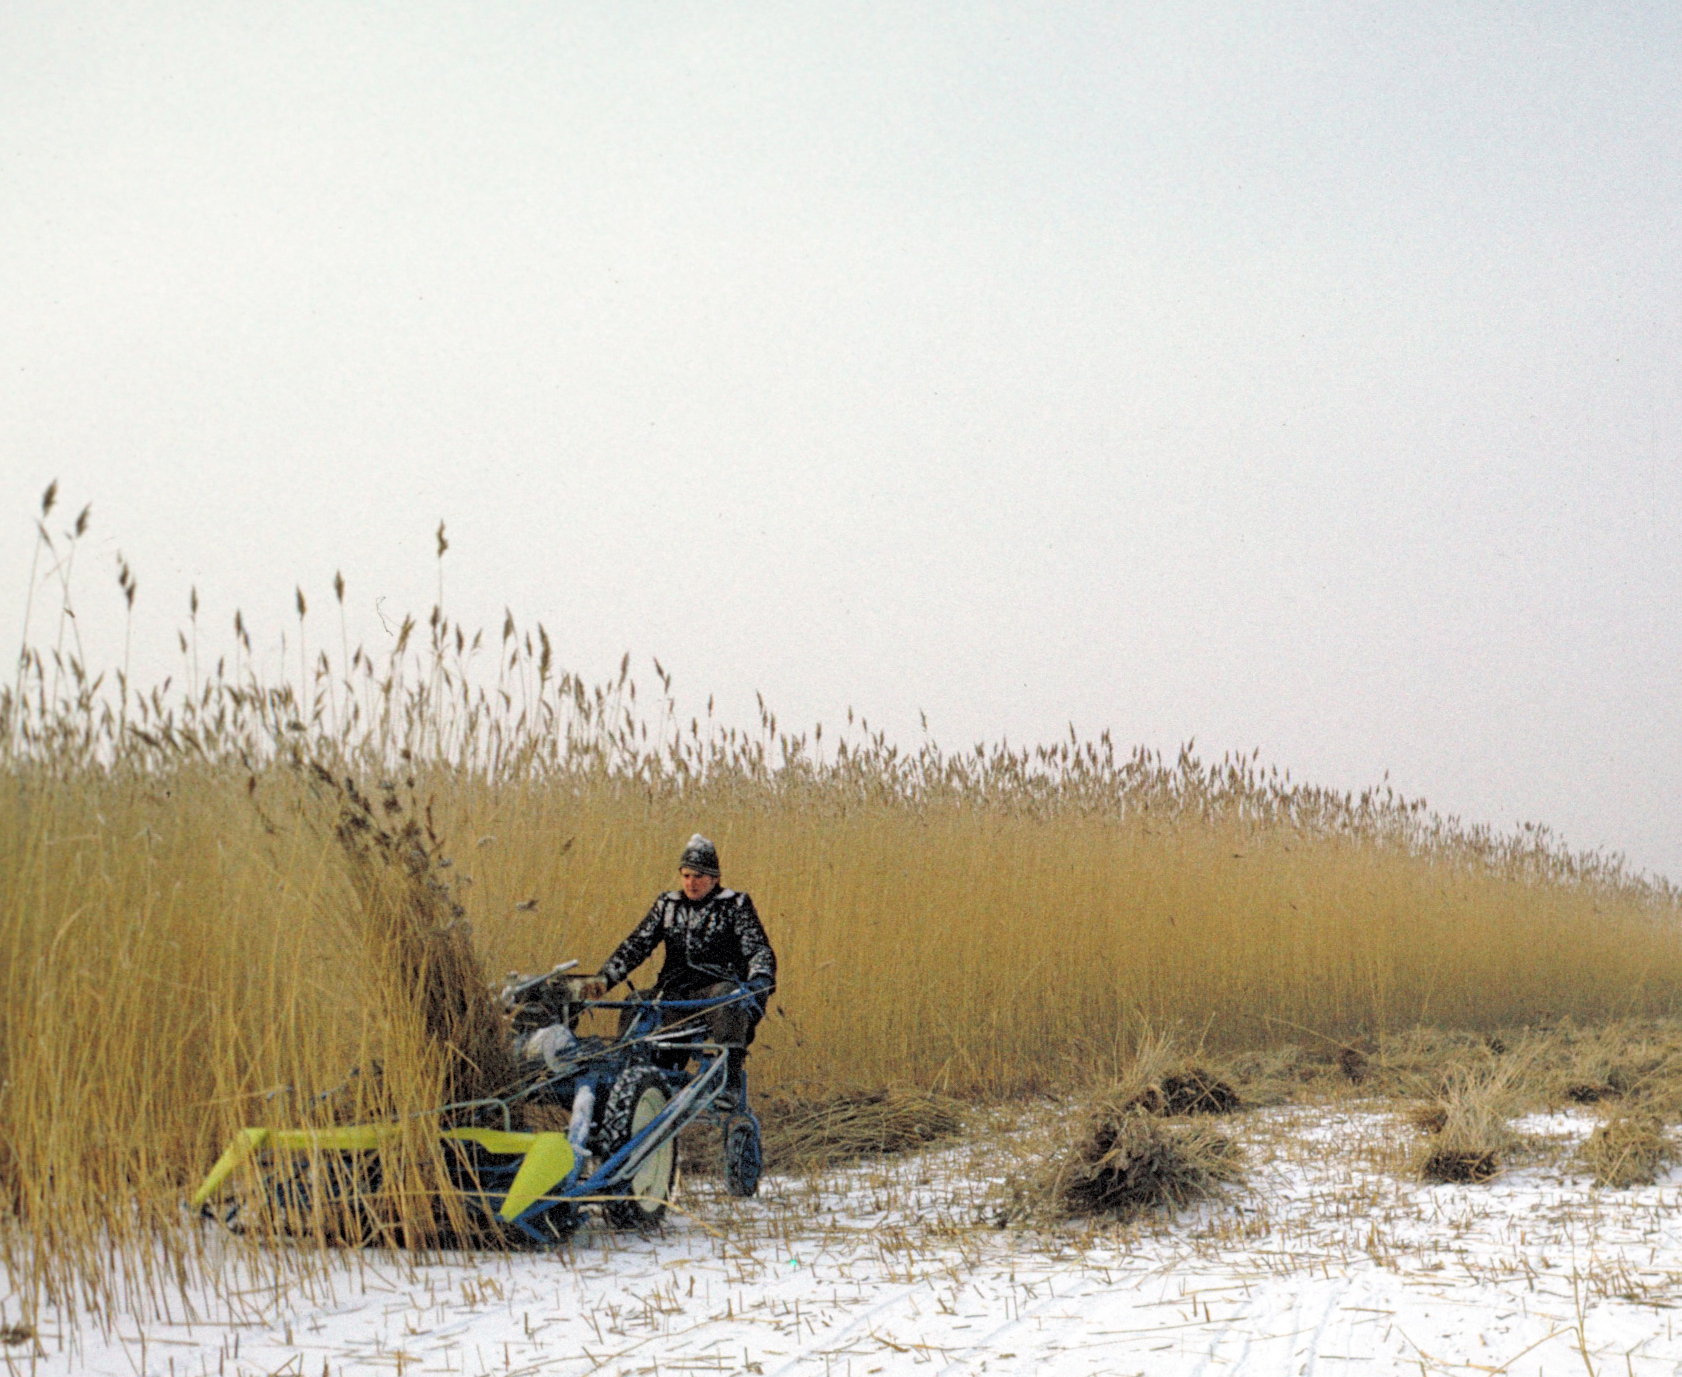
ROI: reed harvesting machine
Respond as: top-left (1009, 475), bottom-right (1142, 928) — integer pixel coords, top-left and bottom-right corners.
top-left (192, 969), bottom-right (765, 1243)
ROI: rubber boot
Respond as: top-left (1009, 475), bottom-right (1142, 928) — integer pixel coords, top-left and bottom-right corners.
top-left (721, 1048), bottom-right (748, 1111)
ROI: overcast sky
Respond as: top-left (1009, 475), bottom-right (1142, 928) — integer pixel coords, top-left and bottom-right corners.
top-left (4, 4), bottom-right (1679, 877)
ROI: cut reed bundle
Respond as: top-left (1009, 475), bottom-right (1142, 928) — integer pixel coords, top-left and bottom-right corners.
top-left (1408, 1058), bottom-right (1527, 1184)
top-left (1575, 1114), bottom-right (1674, 1188)
top-left (1005, 1092), bottom-right (1242, 1223)
top-left (756, 1086), bottom-right (966, 1170)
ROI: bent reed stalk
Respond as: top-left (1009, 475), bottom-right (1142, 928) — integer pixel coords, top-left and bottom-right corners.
top-left (3, 491), bottom-right (1681, 1320)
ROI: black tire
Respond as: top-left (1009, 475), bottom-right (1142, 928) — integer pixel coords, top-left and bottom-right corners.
top-left (724, 1115), bottom-right (762, 1198)
top-left (596, 1067), bottom-right (677, 1229)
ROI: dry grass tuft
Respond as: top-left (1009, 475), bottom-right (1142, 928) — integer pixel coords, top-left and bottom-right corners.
top-left (1059, 1110), bottom-right (1241, 1219)
top-left (1095, 1028), bottom-right (1243, 1116)
top-left (1217, 1044), bottom-right (1320, 1106)
top-left (1548, 1027), bottom-right (1641, 1108)
top-left (1126, 1068), bottom-right (1241, 1116)
top-left (1420, 1142), bottom-right (1501, 1183)
top-left (999, 1032), bottom-right (1245, 1224)
top-left (1409, 1058), bottom-right (1525, 1184)
top-left (1405, 1102), bottom-right (1450, 1135)
top-left (1360, 1021), bottom-right (1682, 1116)
top-left (679, 1085), bottom-right (965, 1178)
top-left (1367, 1027), bottom-right (1501, 1097)
top-left (1206, 1020), bottom-right (1682, 1118)
top-left (754, 1086), bottom-right (966, 1171)
top-left (1576, 1114), bottom-right (1675, 1188)
top-left (1010, 1093), bottom-right (1242, 1222)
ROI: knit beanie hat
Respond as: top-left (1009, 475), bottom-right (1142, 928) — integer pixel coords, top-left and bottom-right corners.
top-left (679, 833), bottom-right (721, 877)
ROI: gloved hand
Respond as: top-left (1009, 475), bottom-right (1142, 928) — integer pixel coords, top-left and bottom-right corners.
top-left (577, 976), bottom-right (609, 1002)
top-left (746, 975), bottom-right (773, 1016)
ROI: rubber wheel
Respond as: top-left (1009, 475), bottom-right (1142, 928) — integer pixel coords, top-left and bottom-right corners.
top-left (724, 1115), bottom-right (762, 1198)
top-left (597, 1067), bottom-right (677, 1229)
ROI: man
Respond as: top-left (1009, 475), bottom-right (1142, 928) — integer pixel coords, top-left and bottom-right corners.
top-left (579, 834), bottom-right (776, 1108)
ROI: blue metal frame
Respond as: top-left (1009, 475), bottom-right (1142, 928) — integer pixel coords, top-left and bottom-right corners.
top-left (454, 983), bottom-right (762, 1241)
top-left (205, 983), bottom-right (765, 1245)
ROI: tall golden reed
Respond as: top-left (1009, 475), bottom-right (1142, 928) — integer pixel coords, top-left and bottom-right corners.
top-left (3, 487), bottom-right (1679, 1319)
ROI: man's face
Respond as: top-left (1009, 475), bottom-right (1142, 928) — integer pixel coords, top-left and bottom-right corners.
top-left (679, 867), bottom-right (717, 901)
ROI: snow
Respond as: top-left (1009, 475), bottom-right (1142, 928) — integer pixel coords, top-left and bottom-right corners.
top-left (9, 1104), bottom-right (1682, 1375)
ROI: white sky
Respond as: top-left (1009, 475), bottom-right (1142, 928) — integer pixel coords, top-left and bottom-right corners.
top-left (4, 4), bottom-right (1680, 877)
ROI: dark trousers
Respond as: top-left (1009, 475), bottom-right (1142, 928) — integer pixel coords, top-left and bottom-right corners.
top-left (620, 980), bottom-right (764, 1050)
top-left (693, 979), bottom-right (763, 1049)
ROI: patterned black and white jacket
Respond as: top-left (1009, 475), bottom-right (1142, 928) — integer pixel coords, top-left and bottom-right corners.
top-left (598, 888), bottom-right (777, 998)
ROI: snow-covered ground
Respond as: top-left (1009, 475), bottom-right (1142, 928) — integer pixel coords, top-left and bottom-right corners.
top-left (9, 1104), bottom-right (1682, 1376)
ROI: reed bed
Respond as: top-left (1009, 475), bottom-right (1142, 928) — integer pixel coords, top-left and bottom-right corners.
top-left (4, 487), bottom-right (1682, 1318)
